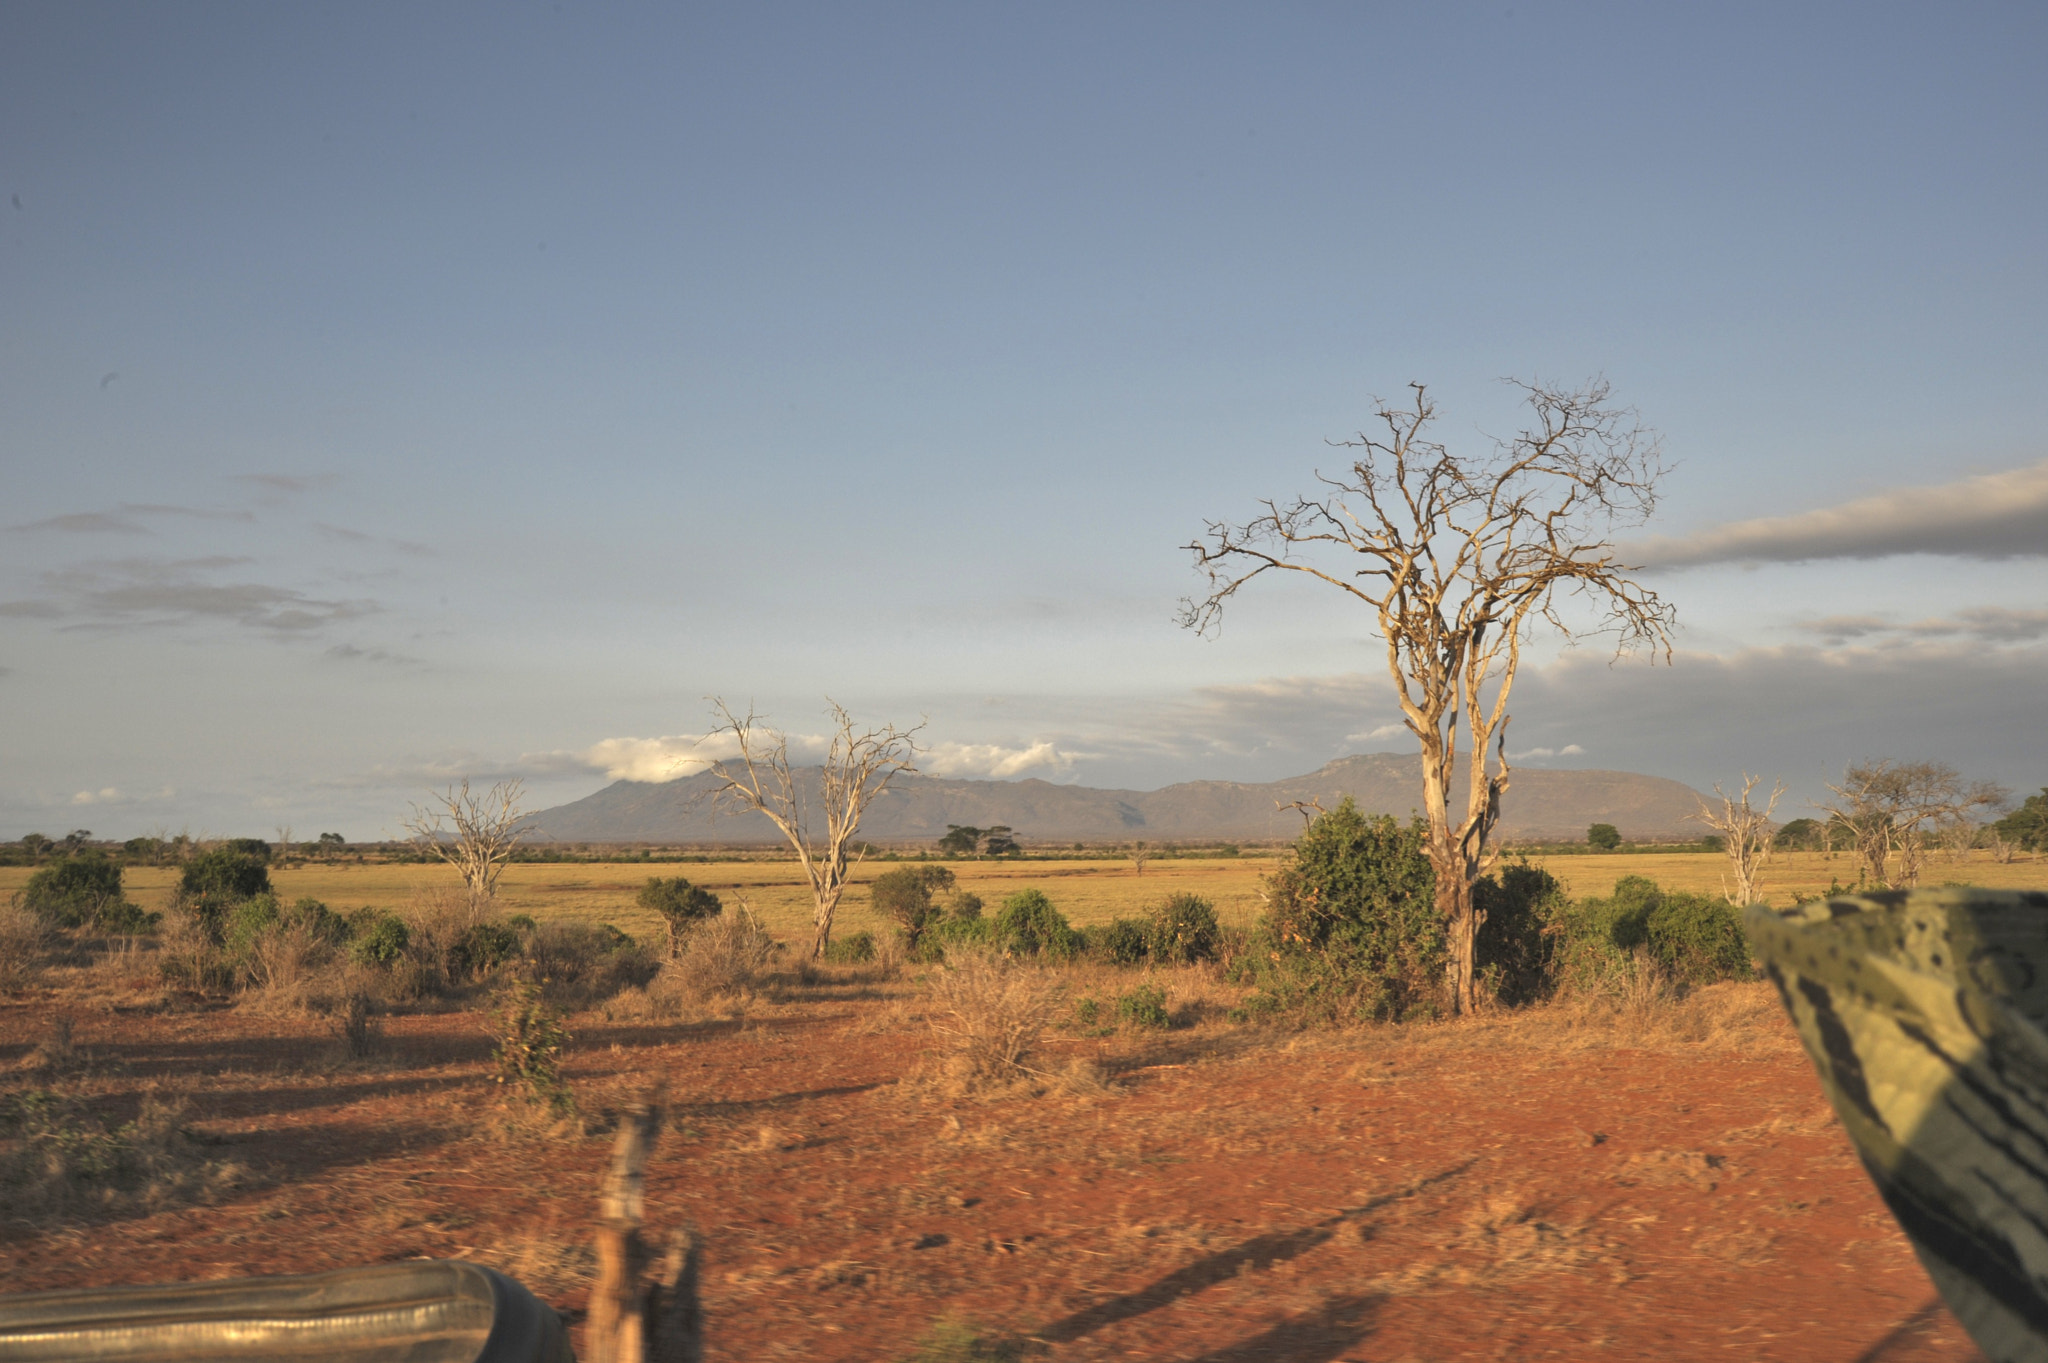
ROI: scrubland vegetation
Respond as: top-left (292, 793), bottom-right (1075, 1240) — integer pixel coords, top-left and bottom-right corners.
top-left (3, 810), bottom-right (2023, 1358)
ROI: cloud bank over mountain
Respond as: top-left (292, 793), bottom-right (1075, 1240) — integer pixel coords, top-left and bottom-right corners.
top-left (1629, 460), bottom-right (2048, 568)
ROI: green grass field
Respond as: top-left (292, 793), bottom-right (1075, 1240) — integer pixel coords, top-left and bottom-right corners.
top-left (5, 848), bottom-right (2042, 947)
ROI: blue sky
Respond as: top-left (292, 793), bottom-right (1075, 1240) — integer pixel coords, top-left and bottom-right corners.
top-left (4, 3), bottom-right (2046, 838)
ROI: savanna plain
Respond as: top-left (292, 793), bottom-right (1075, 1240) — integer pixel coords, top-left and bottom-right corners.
top-left (5, 849), bottom-right (2030, 1362)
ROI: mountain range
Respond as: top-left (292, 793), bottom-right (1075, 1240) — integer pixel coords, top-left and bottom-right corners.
top-left (523, 752), bottom-right (1708, 845)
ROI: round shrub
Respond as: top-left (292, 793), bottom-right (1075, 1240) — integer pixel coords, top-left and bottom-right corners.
top-left (1091, 918), bottom-right (1150, 966)
top-left (637, 877), bottom-right (722, 952)
top-left (993, 889), bottom-right (1082, 959)
top-left (21, 851), bottom-right (128, 929)
top-left (824, 930), bottom-right (876, 964)
top-left (1247, 799), bottom-right (1442, 1021)
top-left (222, 894), bottom-right (282, 962)
top-left (351, 914), bottom-right (411, 966)
top-left (179, 849), bottom-right (272, 906)
top-left (1115, 983), bottom-right (1170, 1029)
top-left (448, 921), bottom-right (523, 980)
top-left (869, 866), bottom-right (957, 949)
top-left (1147, 893), bottom-right (1220, 965)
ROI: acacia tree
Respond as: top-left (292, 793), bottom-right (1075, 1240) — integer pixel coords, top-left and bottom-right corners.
top-left (1183, 380), bottom-right (1675, 1015)
top-left (1692, 773), bottom-right (1784, 905)
top-left (701, 699), bottom-right (921, 959)
top-left (1821, 760), bottom-right (2008, 889)
top-left (403, 778), bottom-right (529, 915)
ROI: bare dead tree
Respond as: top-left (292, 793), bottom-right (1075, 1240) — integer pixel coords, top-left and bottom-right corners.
top-left (1821, 760), bottom-right (2009, 890)
top-left (1128, 841), bottom-right (1150, 876)
top-left (1183, 380), bottom-right (1675, 1016)
top-left (701, 699), bottom-right (921, 959)
top-left (1691, 774), bottom-right (1784, 906)
top-left (402, 778), bottom-right (528, 915)
top-left (274, 825), bottom-right (294, 868)
top-left (1936, 814), bottom-right (1983, 864)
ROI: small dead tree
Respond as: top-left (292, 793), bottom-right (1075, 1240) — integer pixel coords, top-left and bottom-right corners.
top-left (1692, 774), bottom-right (1784, 906)
top-left (403, 778), bottom-right (528, 915)
top-left (1184, 380), bottom-right (1674, 1015)
top-left (701, 700), bottom-right (921, 959)
top-left (1821, 760), bottom-right (2008, 890)
top-left (1128, 841), bottom-right (1150, 876)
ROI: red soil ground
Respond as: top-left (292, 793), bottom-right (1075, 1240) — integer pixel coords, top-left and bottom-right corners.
top-left (0, 980), bottom-right (1987, 1362)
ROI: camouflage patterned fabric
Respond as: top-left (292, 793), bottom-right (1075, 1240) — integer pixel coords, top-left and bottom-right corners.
top-left (1746, 890), bottom-right (2048, 1363)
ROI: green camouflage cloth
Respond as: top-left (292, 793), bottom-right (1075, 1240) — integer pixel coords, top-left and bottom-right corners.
top-left (1746, 890), bottom-right (2048, 1363)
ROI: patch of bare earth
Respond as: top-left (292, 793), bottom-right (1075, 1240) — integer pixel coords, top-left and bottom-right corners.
top-left (0, 975), bottom-right (1984, 1362)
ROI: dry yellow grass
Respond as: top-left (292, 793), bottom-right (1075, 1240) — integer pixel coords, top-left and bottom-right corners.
top-left (4, 847), bottom-right (2039, 948)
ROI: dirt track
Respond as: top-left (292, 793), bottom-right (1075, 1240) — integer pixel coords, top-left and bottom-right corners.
top-left (0, 973), bottom-right (1988, 1362)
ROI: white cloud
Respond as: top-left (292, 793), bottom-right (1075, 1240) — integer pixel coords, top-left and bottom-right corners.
top-left (1629, 458), bottom-right (2048, 567)
top-left (920, 740), bottom-right (1077, 780)
top-left (1509, 744), bottom-right (1585, 759)
top-left (1345, 722), bottom-right (1409, 743)
top-left (71, 787), bottom-right (122, 805)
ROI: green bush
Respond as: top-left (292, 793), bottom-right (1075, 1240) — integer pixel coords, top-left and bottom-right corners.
top-left (350, 914), bottom-right (411, 967)
top-left (524, 922), bottom-right (658, 1004)
top-left (949, 890), bottom-right (984, 921)
top-left (1115, 983), bottom-right (1169, 1029)
top-left (824, 930), bottom-right (876, 964)
top-left (20, 852), bottom-right (138, 930)
top-left (1074, 997), bottom-right (1100, 1026)
top-left (1547, 876), bottom-right (1751, 992)
top-left (914, 914), bottom-right (993, 962)
top-left (1587, 822), bottom-right (1622, 850)
top-left (871, 866), bottom-right (957, 949)
top-left (491, 977), bottom-right (573, 1113)
top-left (1147, 893), bottom-right (1220, 964)
top-left (178, 849), bottom-right (271, 909)
top-left (448, 921), bottom-right (523, 980)
top-left (222, 895), bottom-right (282, 963)
top-left (1090, 918), bottom-right (1150, 966)
top-left (286, 897), bottom-right (351, 947)
top-left (1473, 860), bottom-right (1565, 1005)
top-left (992, 889), bottom-right (1082, 959)
top-left (637, 877), bottom-right (722, 952)
top-left (1239, 800), bottom-right (1442, 1022)
top-left (221, 838), bottom-right (272, 863)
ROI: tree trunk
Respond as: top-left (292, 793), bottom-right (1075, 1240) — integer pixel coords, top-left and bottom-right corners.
top-left (809, 885), bottom-right (842, 961)
top-left (1434, 859), bottom-right (1480, 1016)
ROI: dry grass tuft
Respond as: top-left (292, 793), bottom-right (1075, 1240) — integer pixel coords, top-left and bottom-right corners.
top-left (0, 1087), bottom-right (249, 1221)
top-left (336, 989), bottom-right (381, 1060)
top-left (664, 904), bottom-right (777, 1002)
top-left (0, 899), bottom-right (53, 993)
top-left (921, 951), bottom-right (1062, 1096)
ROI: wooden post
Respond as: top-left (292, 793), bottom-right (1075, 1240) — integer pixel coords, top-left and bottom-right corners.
top-left (587, 1101), bottom-right (701, 1363)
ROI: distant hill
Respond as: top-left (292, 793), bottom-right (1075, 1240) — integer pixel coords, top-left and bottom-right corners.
top-left (524, 752), bottom-right (1707, 845)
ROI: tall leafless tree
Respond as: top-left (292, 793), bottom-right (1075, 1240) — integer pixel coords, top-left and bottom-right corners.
top-left (1821, 760), bottom-right (2008, 890)
top-left (701, 699), bottom-right (921, 960)
top-left (1183, 380), bottom-right (1675, 1015)
top-left (403, 778), bottom-right (529, 915)
top-left (1691, 774), bottom-right (1784, 906)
